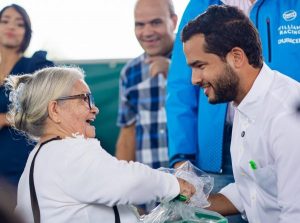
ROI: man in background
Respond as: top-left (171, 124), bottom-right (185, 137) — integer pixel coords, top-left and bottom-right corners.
top-left (116, 0), bottom-right (177, 172)
top-left (116, 0), bottom-right (177, 211)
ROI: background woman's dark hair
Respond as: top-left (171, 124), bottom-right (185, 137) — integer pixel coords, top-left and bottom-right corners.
top-left (0, 4), bottom-right (32, 53)
top-left (181, 5), bottom-right (263, 68)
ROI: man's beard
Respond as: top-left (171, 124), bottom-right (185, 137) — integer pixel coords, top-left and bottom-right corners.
top-left (208, 64), bottom-right (240, 104)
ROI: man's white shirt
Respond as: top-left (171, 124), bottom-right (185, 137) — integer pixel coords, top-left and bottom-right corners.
top-left (220, 64), bottom-right (300, 223)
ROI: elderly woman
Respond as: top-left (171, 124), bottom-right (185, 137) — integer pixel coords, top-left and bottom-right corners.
top-left (5, 67), bottom-right (195, 223)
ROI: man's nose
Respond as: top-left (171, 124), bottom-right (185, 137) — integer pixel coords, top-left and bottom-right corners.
top-left (143, 24), bottom-right (154, 36)
top-left (191, 70), bottom-right (203, 86)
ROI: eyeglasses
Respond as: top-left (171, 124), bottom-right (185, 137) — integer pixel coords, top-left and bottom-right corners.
top-left (56, 93), bottom-right (95, 110)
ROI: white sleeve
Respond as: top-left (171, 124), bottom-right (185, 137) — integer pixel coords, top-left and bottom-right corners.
top-left (61, 138), bottom-right (179, 206)
top-left (271, 112), bottom-right (300, 223)
top-left (219, 182), bottom-right (244, 213)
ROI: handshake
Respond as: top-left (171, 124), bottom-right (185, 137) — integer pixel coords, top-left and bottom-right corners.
top-left (169, 161), bottom-right (214, 208)
top-left (140, 161), bottom-right (228, 223)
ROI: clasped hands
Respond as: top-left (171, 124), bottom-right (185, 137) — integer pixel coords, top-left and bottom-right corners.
top-left (177, 177), bottom-right (196, 203)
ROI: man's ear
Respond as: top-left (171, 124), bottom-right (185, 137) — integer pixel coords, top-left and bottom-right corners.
top-left (48, 101), bottom-right (61, 123)
top-left (226, 47), bottom-right (245, 69)
top-left (171, 14), bottom-right (178, 31)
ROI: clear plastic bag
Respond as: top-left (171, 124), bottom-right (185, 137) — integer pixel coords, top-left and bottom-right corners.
top-left (139, 161), bottom-right (228, 223)
top-left (140, 202), bottom-right (228, 223)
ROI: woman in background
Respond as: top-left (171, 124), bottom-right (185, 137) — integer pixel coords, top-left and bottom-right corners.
top-left (0, 4), bottom-right (53, 192)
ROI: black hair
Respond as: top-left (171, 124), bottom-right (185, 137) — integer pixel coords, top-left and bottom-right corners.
top-left (181, 5), bottom-right (263, 68)
top-left (0, 4), bottom-right (32, 53)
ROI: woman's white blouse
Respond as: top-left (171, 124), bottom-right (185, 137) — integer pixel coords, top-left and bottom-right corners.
top-left (16, 137), bottom-right (179, 223)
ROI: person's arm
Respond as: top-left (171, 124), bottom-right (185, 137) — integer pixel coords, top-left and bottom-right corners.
top-left (64, 139), bottom-right (195, 206)
top-left (116, 63), bottom-right (137, 161)
top-left (207, 193), bottom-right (239, 216)
top-left (173, 161), bottom-right (188, 168)
top-left (0, 113), bottom-right (9, 128)
top-left (167, 0), bottom-right (208, 167)
top-left (115, 124), bottom-right (136, 161)
top-left (272, 112), bottom-right (300, 222)
top-left (174, 160), bottom-right (239, 216)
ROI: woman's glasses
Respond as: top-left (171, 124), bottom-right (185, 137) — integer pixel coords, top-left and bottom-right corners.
top-left (56, 93), bottom-right (95, 110)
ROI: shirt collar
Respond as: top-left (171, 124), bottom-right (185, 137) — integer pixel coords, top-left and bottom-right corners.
top-left (235, 63), bottom-right (274, 122)
top-left (143, 50), bottom-right (173, 60)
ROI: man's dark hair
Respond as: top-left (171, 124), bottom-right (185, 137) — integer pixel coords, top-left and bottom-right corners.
top-left (181, 5), bottom-right (263, 68)
top-left (0, 4), bottom-right (32, 53)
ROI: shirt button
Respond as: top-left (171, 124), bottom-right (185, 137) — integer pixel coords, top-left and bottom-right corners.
top-left (240, 146), bottom-right (244, 152)
top-left (159, 129), bottom-right (165, 134)
top-left (241, 131), bottom-right (245, 137)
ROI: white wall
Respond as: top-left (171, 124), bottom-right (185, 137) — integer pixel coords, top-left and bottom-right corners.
top-left (1, 0), bottom-right (189, 60)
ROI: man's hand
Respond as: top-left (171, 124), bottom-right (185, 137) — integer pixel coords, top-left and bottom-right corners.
top-left (207, 193), bottom-right (239, 216)
top-left (174, 161), bottom-right (187, 169)
top-left (145, 56), bottom-right (170, 78)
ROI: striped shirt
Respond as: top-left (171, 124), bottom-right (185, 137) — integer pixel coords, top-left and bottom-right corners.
top-left (117, 53), bottom-right (169, 168)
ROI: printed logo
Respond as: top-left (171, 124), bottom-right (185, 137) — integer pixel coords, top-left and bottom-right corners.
top-left (283, 10), bottom-right (297, 21)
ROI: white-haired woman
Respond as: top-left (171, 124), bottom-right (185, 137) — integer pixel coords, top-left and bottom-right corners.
top-left (5, 67), bottom-right (195, 223)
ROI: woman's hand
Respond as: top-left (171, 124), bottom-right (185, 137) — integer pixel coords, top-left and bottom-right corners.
top-left (177, 177), bottom-right (196, 202)
top-left (0, 113), bottom-right (9, 129)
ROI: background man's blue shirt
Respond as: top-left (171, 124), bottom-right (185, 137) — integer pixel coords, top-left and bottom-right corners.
top-left (167, 0), bottom-right (300, 172)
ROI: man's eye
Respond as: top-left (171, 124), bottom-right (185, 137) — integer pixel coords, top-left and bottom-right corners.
top-left (195, 64), bottom-right (205, 70)
top-left (135, 23), bottom-right (144, 28)
top-left (151, 20), bottom-right (162, 26)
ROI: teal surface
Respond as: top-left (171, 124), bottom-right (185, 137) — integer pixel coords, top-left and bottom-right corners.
top-left (165, 211), bottom-right (228, 223)
top-left (61, 61), bottom-right (127, 155)
top-left (164, 209), bottom-right (228, 223)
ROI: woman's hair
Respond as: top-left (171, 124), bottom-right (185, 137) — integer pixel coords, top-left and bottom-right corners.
top-left (0, 4), bottom-right (32, 53)
top-left (5, 66), bottom-right (85, 140)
